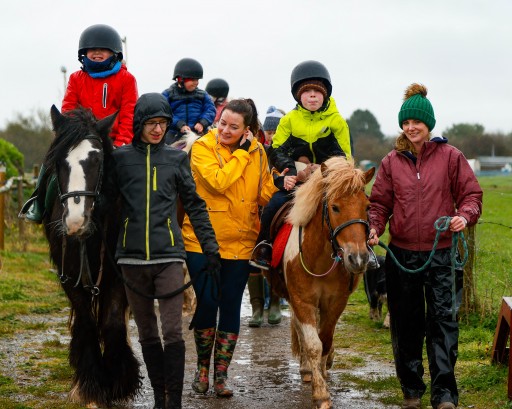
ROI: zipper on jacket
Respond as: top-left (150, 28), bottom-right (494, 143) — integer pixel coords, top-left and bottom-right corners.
top-left (167, 218), bottom-right (175, 246)
top-left (417, 172), bottom-right (420, 180)
top-left (153, 167), bottom-right (157, 191)
top-left (123, 218), bottom-right (129, 247)
top-left (145, 145), bottom-right (151, 260)
top-left (102, 83), bottom-right (108, 108)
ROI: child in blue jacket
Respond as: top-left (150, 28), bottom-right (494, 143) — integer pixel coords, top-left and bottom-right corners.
top-left (162, 58), bottom-right (216, 144)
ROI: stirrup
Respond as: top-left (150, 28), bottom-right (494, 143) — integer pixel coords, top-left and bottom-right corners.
top-left (249, 241), bottom-right (273, 271)
top-left (18, 193), bottom-right (38, 218)
top-left (19, 195), bottom-right (44, 224)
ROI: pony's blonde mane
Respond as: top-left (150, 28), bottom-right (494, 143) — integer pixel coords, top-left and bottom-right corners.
top-left (287, 156), bottom-right (366, 226)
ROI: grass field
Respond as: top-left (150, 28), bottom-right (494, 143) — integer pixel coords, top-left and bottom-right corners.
top-left (0, 174), bottom-right (510, 408)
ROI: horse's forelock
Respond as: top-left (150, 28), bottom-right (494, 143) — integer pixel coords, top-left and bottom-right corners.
top-left (323, 159), bottom-right (366, 200)
top-left (288, 156), bottom-right (365, 226)
top-left (45, 108), bottom-right (108, 170)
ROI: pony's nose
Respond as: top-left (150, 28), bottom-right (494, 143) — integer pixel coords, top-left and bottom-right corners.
top-left (65, 216), bottom-right (86, 235)
top-left (346, 251), bottom-right (368, 273)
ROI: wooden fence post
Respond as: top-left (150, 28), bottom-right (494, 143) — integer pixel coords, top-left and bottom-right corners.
top-left (492, 297), bottom-right (512, 400)
top-left (461, 225), bottom-right (477, 314)
top-left (0, 163), bottom-right (6, 250)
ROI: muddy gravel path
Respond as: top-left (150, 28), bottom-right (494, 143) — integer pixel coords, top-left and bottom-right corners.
top-left (132, 290), bottom-right (396, 409)
top-left (1, 290), bottom-right (396, 408)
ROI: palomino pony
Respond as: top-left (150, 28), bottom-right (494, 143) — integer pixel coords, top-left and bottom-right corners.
top-left (270, 156), bottom-right (375, 409)
top-left (38, 106), bottom-right (140, 407)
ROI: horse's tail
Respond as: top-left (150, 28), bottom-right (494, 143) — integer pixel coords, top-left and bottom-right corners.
top-left (170, 131), bottom-right (200, 154)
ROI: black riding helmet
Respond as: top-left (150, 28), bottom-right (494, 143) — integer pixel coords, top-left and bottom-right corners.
top-left (290, 60), bottom-right (332, 103)
top-left (78, 24), bottom-right (123, 63)
top-left (173, 58), bottom-right (203, 80)
top-left (205, 78), bottom-right (229, 99)
top-left (133, 93), bottom-right (173, 144)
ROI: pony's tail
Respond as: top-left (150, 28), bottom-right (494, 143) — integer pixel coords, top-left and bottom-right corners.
top-left (170, 131), bottom-right (200, 154)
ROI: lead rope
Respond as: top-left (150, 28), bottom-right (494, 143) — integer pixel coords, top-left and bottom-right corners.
top-left (377, 216), bottom-right (468, 321)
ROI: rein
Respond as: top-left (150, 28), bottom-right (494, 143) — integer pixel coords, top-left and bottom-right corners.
top-left (376, 216), bottom-right (468, 321)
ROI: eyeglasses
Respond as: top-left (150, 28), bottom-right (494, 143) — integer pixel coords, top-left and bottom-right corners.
top-left (144, 120), bottom-right (168, 130)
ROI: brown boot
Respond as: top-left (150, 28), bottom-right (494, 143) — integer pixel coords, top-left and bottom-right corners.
top-left (437, 403), bottom-right (456, 409)
top-left (402, 397), bottom-right (421, 409)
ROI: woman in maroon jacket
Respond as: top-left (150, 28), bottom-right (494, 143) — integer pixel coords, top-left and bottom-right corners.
top-left (368, 84), bottom-right (482, 409)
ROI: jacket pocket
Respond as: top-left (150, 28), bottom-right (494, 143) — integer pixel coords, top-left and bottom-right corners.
top-left (123, 217), bottom-right (129, 248)
top-left (167, 218), bottom-right (175, 246)
top-left (206, 199), bottom-right (230, 238)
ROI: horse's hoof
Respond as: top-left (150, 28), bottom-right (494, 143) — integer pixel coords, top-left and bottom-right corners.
top-left (314, 398), bottom-right (332, 409)
top-left (300, 370), bottom-right (312, 383)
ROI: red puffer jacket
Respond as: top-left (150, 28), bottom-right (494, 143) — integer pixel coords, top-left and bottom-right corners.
top-left (62, 64), bottom-right (138, 147)
top-left (369, 139), bottom-right (482, 251)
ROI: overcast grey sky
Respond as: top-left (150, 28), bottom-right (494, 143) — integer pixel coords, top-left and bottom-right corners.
top-left (1, 0), bottom-right (511, 137)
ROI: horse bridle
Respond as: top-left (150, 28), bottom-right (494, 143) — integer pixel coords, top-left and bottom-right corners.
top-left (57, 135), bottom-right (105, 295)
top-left (297, 196), bottom-right (373, 279)
top-left (321, 198), bottom-right (370, 256)
top-left (57, 135), bottom-right (104, 207)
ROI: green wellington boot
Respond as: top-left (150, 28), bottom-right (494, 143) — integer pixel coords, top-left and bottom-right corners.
top-left (19, 164), bottom-right (52, 223)
top-left (247, 273), bottom-right (265, 327)
top-left (268, 289), bottom-right (282, 325)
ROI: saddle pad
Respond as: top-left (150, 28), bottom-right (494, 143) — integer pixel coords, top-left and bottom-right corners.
top-left (271, 223), bottom-right (293, 268)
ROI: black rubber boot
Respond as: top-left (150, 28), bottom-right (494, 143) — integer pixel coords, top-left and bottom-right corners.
top-left (141, 343), bottom-right (165, 409)
top-left (248, 273), bottom-right (265, 327)
top-left (164, 340), bottom-right (185, 409)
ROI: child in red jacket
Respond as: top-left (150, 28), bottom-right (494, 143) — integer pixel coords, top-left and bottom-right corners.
top-left (63, 23), bottom-right (138, 148)
top-left (21, 24), bottom-right (138, 223)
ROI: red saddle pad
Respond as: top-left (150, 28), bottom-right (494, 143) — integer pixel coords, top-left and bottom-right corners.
top-left (271, 223), bottom-right (293, 268)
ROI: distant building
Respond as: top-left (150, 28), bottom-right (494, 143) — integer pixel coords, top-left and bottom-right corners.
top-left (477, 156), bottom-right (512, 172)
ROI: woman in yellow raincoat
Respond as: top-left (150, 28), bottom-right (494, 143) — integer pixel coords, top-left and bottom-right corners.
top-left (181, 98), bottom-right (277, 398)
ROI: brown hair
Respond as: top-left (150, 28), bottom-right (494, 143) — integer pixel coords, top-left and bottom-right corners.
top-left (222, 98), bottom-right (260, 135)
top-left (394, 131), bottom-right (431, 155)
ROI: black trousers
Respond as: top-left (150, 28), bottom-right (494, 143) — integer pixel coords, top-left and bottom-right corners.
top-left (385, 244), bottom-right (463, 408)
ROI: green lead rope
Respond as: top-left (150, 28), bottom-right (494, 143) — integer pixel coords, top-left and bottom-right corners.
top-left (377, 216), bottom-right (469, 321)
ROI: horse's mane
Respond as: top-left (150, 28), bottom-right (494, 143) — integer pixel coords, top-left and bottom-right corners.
top-left (43, 107), bottom-right (113, 172)
top-left (287, 156), bottom-right (367, 226)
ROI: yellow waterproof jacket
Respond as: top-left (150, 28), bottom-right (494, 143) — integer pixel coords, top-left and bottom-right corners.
top-left (182, 129), bottom-right (278, 259)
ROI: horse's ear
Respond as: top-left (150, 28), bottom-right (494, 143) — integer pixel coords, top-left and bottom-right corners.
top-left (320, 162), bottom-right (328, 176)
top-left (50, 104), bottom-right (63, 128)
top-left (97, 111), bottom-right (118, 136)
top-left (364, 167), bottom-right (376, 184)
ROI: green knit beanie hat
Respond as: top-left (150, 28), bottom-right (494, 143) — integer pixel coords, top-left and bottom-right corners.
top-left (398, 83), bottom-right (436, 131)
